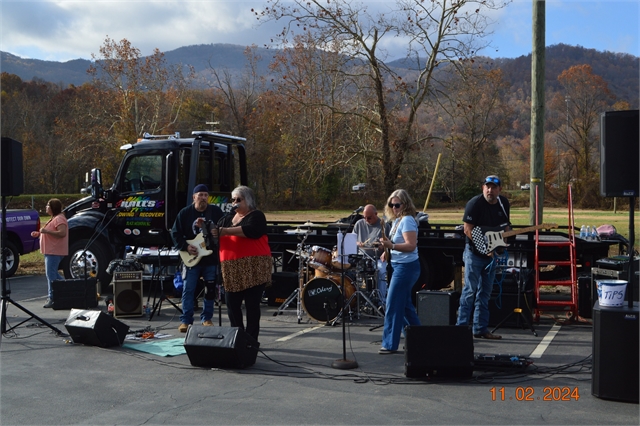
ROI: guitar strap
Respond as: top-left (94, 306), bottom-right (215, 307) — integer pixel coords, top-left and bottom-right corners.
top-left (497, 196), bottom-right (510, 226)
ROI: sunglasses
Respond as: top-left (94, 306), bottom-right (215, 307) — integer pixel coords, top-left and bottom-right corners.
top-left (388, 203), bottom-right (403, 209)
top-left (484, 176), bottom-right (500, 186)
top-left (231, 197), bottom-right (243, 203)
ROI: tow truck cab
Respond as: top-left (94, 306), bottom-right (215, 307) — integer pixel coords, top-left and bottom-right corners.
top-left (63, 131), bottom-right (247, 291)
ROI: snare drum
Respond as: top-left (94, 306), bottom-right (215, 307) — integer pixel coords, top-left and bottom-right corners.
top-left (308, 246), bottom-right (332, 273)
top-left (302, 275), bottom-right (356, 322)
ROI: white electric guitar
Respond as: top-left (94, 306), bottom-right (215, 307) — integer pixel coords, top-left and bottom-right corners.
top-left (179, 233), bottom-right (213, 266)
top-left (471, 223), bottom-right (558, 255)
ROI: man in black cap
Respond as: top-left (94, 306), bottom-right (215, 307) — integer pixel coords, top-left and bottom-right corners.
top-left (171, 184), bottom-right (223, 332)
top-left (456, 175), bottom-right (510, 339)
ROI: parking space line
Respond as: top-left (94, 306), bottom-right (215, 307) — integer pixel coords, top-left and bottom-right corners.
top-left (529, 323), bottom-right (561, 358)
top-left (276, 325), bottom-right (324, 342)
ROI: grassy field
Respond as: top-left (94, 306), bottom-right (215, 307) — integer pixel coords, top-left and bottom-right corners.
top-left (15, 207), bottom-right (636, 276)
top-left (265, 207), bottom-right (636, 239)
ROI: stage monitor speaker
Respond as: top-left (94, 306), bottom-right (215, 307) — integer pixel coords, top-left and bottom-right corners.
top-left (184, 325), bottom-right (259, 369)
top-left (1, 137), bottom-right (24, 196)
top-left (416, 290), bottom-right (459, 326)
top-left (592, 301), bottom-right (639, 402)
top-left (600, 110), bottom-right (639, 197)
top-left (113, 279), bottom-right (143, 318)
top-left (404, 325), bottom-right (474, 379)
top-left (64, 309), bottom-right (129, 348)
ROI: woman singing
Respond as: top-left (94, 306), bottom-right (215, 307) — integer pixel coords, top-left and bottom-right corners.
top-left (378, 189), bottom-right (421, 354)
top-left (31, 199), bottom-right (68, 308)
top-left (217, 186), bottom-right (271, 342)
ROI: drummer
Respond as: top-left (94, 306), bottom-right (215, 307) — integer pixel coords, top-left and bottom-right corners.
top-left (352, 204), bottom-right (388, 302)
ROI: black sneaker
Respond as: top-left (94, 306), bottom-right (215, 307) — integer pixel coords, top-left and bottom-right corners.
top-left (43, 299), bottom-right (54, 308)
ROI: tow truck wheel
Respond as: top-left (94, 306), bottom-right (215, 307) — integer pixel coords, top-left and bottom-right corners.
top-left (63, 239), bottom-right (111, 293)
top-left (2, 241), bottom-right (20, 278)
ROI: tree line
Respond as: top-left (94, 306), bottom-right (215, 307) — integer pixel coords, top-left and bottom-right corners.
top-left (1, 0), bottom-right (634, 210)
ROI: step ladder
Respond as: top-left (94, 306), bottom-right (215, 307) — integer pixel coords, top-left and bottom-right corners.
top-left (533, 185), bottom-right (578, 321)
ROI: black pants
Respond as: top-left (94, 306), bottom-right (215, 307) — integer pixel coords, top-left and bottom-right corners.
top-left (225, 283), bottom-right (266, 341)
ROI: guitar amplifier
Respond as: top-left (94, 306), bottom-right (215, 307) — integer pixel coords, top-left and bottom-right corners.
top-left (112, 271), bottom-right (143, 318)
top-left (416, 291), bottom-right (459, 326)
top-left (267, 272), bottom-right (298, 307)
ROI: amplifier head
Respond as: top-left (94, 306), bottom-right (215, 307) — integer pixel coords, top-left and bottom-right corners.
top-left (113, 271), bottom-right (143, 281)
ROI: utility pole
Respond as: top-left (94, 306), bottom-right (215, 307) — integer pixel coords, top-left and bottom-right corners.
top-left (530, 0), bottom-right (546, 225)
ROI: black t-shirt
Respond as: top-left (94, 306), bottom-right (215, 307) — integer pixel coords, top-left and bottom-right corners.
top-left (463, 194), bottom-right (510, 253)
top-left (171, 204), bottom-right (224, 266)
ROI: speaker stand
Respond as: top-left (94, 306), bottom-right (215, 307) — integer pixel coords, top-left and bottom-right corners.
top-left (146, 254), bottom-right (182, 320)
top-left (1, 195), bottom-right (64, 339)
top-left (491, 252), bottom-right (537, 337)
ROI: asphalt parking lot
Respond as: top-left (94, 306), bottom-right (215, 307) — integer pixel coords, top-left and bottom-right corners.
top-left (1, 274), bottom-right (638, 425)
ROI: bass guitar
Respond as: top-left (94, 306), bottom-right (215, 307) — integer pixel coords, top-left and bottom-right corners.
top-left (179, 233), bottom-right (213, 267)
top-left (471, 223), bottom-right (558, 255)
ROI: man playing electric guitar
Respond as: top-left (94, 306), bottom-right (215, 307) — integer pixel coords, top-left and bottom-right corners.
top-left (456, 175), bottom-right (511, 340)
top-left (171, 184), bottom-right (223, 333)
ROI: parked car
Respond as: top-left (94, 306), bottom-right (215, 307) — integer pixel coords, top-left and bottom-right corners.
top-left (352, 183), bottom-right (367, 192)
top-left (1, 209), bottom-right (40, 277)
top-left (521, 183), bottom-right (530, 190)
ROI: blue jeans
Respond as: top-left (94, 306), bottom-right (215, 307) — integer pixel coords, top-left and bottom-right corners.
top-left (381, 259), bottom-right (421, 351)
top-left (181, 264), bottom-right (216, 324)
top-left (456, 244), bottom-right (497, 335)
top-left (45, 254), bottom-right (65, 299)
top-left (377, 260), bottom-right (387, 303)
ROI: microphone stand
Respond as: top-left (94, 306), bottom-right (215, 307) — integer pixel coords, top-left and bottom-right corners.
top-left (214, 205), bottom-right (237, 326)
top-left (332, 226), bottom-right (358, 370)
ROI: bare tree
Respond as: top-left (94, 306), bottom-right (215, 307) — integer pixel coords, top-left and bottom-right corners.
top-left (435, 61), bottom-right (513, 198)
top-left (257, 0), bottom-right (509, 194)
top-left (205, 46), bottom-right (263, 137)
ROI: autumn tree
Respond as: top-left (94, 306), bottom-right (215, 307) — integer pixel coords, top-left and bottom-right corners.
top-left (268, 33), bottom-right (366, 200)
top-left (549, 64), bottom-right (615, 206)
top-left (88, 36), bottom-right (195, 143)
top-left (257, 0), bottom-right (510, 195)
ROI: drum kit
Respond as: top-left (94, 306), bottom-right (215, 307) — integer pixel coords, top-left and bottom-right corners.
top-left (274, 224), bottom-right (385, 324)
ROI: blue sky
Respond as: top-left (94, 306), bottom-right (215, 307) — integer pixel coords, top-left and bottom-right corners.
top-left (0, 0), bottom-right (638, 63)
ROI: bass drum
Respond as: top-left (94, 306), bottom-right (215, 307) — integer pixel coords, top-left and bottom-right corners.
top-left (302, 275), bottom-right (355, 322)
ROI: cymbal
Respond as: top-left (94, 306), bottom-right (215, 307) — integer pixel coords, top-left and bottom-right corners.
top-left (285, 228), bottom-right (311, 235)
top-left (299, 221), bottom-right (320, 227)
top-left (286, 248), bottom-right (309, 258)
top-left (327, 222), bottom-right (351, 227)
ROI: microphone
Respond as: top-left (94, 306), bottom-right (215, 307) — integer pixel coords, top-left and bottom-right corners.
top-left (228, 205), bottom-right (238, 214)
top-left (354, 206), bottom-right (364, 214)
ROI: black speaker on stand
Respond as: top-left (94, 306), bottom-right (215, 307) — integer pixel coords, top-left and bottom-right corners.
top-left (600, 110), bottom-right (639, 197)
top-left (1, 138), bottom-right (64, 338)
top-left (1, 137), bottom-right (24, 197)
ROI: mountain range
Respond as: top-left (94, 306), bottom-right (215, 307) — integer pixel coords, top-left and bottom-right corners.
top-left (1, 43), bottom-right (638, 106)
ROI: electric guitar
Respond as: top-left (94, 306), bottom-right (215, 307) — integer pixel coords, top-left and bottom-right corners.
top-left (179, 233), bottom-right (213, 266)
top-left (471, 223), bottom-right (558, 255)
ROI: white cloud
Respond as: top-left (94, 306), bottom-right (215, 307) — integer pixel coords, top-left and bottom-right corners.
top-left (0, 0), bottom-right (637, 62)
